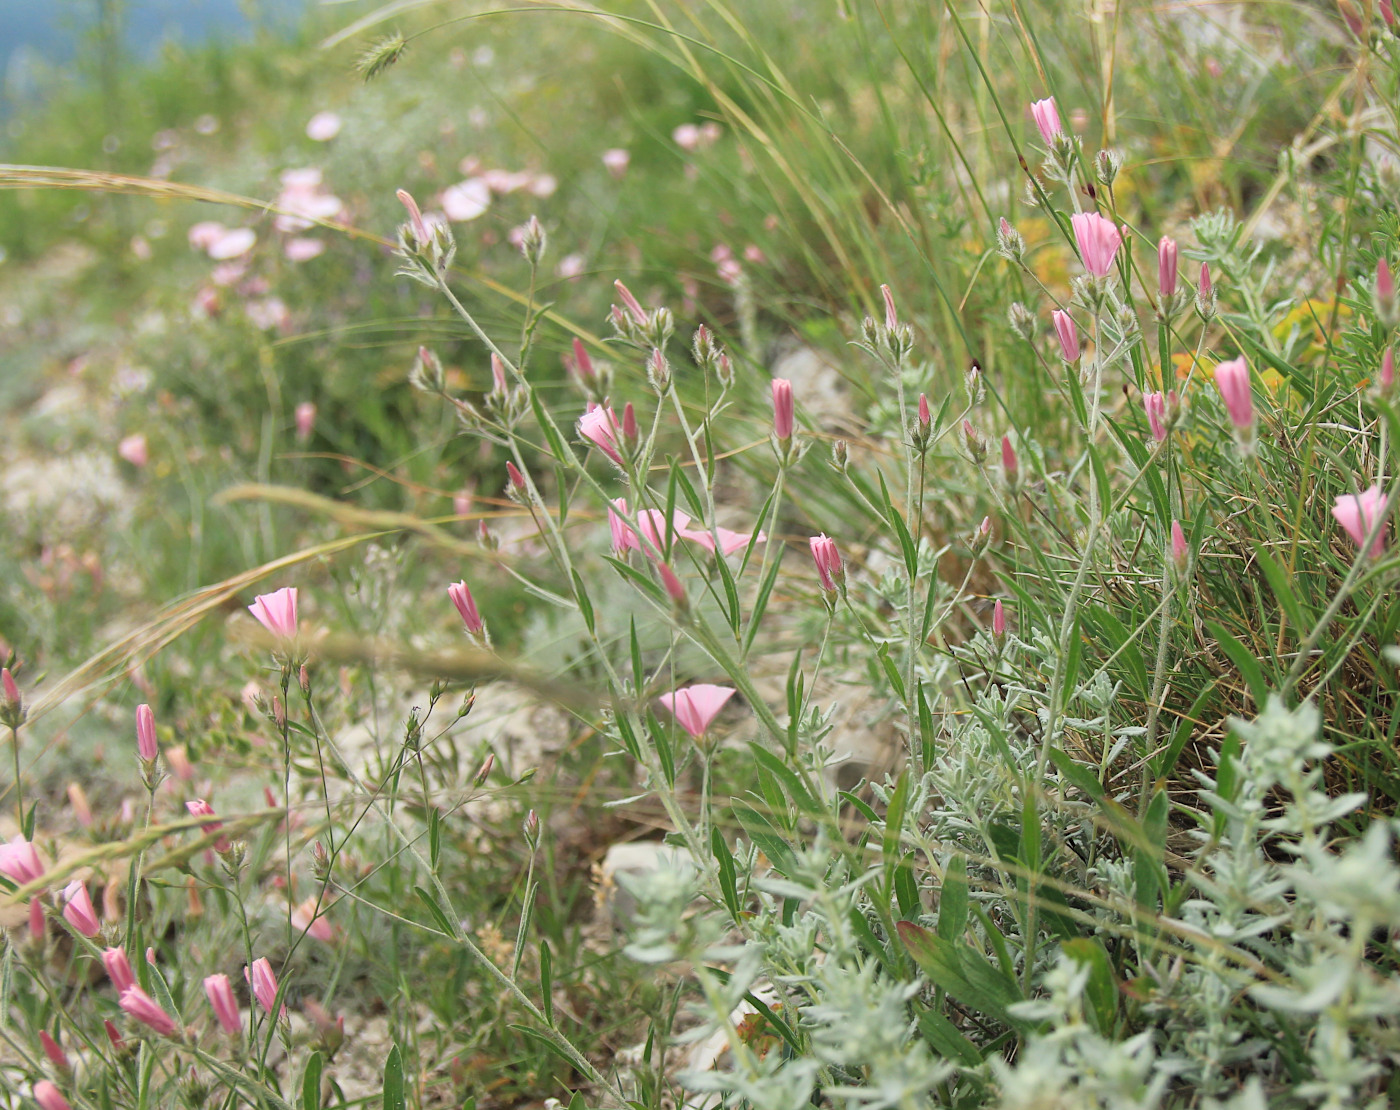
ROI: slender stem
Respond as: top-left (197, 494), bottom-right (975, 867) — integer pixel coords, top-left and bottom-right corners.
top-left (9, 724), bottom-right (21, 830)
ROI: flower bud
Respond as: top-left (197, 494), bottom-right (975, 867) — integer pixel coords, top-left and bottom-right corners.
top-left (965, 362), bottom-right (985, 406)
top-left (995, 217), bottom-right (1026, 264)
top-left (409, 347), bottom-right (446, 394)
top-left (1008, 301), bottom-right (1037, 342)
top-left (1094, 148), bottom-right (1122, 185)
top-left (518, 215), bottom-right (547, 266)
top-left (1378, 259), bottom-right (1397, 328)
top-left (1051, 310), bottom-right (1080, 362)
top-left (473, 752), bottom-right (495, 787)
top-left (992, 599), bottom-right (1006, 639)
top-left (312, 840), bottom-right (332, 881)
top-left (0, 667), bottom-right (24, 729)
top-left (646, 348), bottom-right (671, 394)
top-left (1170, 521), bottom-right (1189, 574)
top-left (1196, 262), bottom-right (1217, 319)
top-left (715, 352), bottom-right (734, 388)
top-left (830, 439), bottom-right (849, 472)
top-left (523, 808), bottom-right (540, 846)
top-left (962, 419), bottom-right (987, 465)
top-left (1157, 236), bottom-right (1179, 299)
top-left (1001, 434), bottom-right (1018, 488)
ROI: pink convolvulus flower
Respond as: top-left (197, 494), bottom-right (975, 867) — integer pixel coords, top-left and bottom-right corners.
top-left (809, 534), bottom-right (843, 593)
top-left (185, 799), bottom-right (230, 853)
top-left (61, 880), bottom-right (100, 938)
top-left (136, 704), bottom-right (158, 762)
top-left (1143, 391), bottom-right (1169, 442)
top-left (657, 684), bottom-right (736, 739)
top-left (292, 897), bottom-right (337, 943)
top-left (120, 986), bottom-right (179, 1036)
top-left (1213, 357), bottom-right (1254, 432)
top-left (205, 973), bottom-right (242, 1035)
top-left (39, 1030), bottom-right (69, 1071)
top-left (771, 378), bottom-right (794, 440)
top-left (1029, 97), bottom-right (1063, 145)
top-left (0, 837), bottom-right (44, 886)
top-left (103, 947), bottom-right (136, 992)
top-left (33, 1081), bottom-right (72, 1110)
top-left (248, 587), bottom-right (298, 641)
top-left (118, 435), bottom-right (149, 468)
top-left (1158, 236), bottom-right (1178, 298)
top-left (577, 404), bottom-right (625, 467)
top-left (1051, 310), bottom-right (1080, 362)
top-left (1070, 212), bottom-right (1122, 277)
top-left (993, 599), bottom-right (1006, 638)
top-left (247, 958), bottom-right (284, 1017)
top-left (447, 582), bottom-right (484, 636)
top-left (1332, 484), bottom-right (1389, 557)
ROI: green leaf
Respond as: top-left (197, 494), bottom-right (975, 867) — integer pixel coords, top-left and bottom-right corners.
top-left (1061, 938), bottom-right (1118, 1036)
top-left (382, 1045), bottom-right (405, 1110)
top-left (629, 619), bottom-right (644, 691)
top-left (712, 828), bottom-right (741, 922)
top-left (732, 800), bottom-right (798, 878)
top-left (1207, 620), bottom-right (1268, 708)
top-left (539, 940), bottom-right (554, 1026)
top-left (883, 770), bottom-right (910, 868)
top-left (1253, 543), bottom-right (1310, 642)
top-left (302, 1051), bottom-right (324, 1110)
top-left (937, 855), bottom-right (968, 942)
top-left (876, 643), bottom-right (907, 702)
top-left (415, 885), bottom-right (457, 938)
top-left (572, 569), bottom-right (595, 634)
top-left (894, 852), bottom-right (921, 918)
top-left (917, 682), bottom-right (936, 769)
top-left (879, 471), bottom-right (918, 577)
top-left (428, 808), bottom-right (441, 872)
top-left (1046, 747), bottom-right (1106, 802)
top-left (896, 922), bottom-right (1028, 1031)
top-left (1019, 793), bottom-right (1041, 871)
top-left (916, 1008), bottom-right (983, 1067)
top-left (748, 743), bottom-right (820, 815)
top-left (741, 542), bottom-right (787, 656)
top-left (1134, 790), bottom-right (1168, 911)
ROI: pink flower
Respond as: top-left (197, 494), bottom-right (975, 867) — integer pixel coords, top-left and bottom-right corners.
top-left (0, 837), bottom-right (44, 886)
top-left (103, 946), bottom-right (136, 992)
top-left (601, 148), bottom-right (630, 178)
top-left (1199, 262), bottom-right (1213, 297)
top-left (578, 404), bottom-right (625, 467)
top-left (1143, 391), bottom-right (1168, 442)
top-left (61, 880), bottom-right (100, 937)
top-left (506, 461), bottom-right (527, 492)
top-left (294, 402), bottom-right (317, 443)
top-left (1170, 521), bottom-right (1189, 571)
top-left (609, 499), bottom-right (634, 556)
top-left (292, 897), bottom-right (337, 943)
top-left (1070, 212), bottom-right (1122, 277)
top-left (1158, 236), bottom-right (1178, 298)
top-left (992, 599), bottom-right (1006, 638)
top-left (771, 378), bottom-right (794, 440)
top-left (186, 799), bottom-right (230, 852)
top-left (396, 189), bottom-right (428, 243)
top-left (917, 393), bottom-right (930, 428)
top-left (566, 337), bottom-right (595, 384)
top-left (1051, 310), bottom-right (1080, 362)
top-left (247, 957), bottom-right (284, 1017)
top-left (33, 1081), bottom-right (72, 1110)
top-left (136, 704), bottom-right (158, 762)
top-left (1, 667), bottom-right (18, 709)
top-left (1332, 484), bottom-right (1388, 557)
top-left (284, 237), bottom-right (326, 263)
top-left (120, 986), bottom-right (179, 1036)
top-left (204, 973), bottom-right (242, 1035)
top-left (809, 534), bottom-right (843, 593)
top-left (657, 563), bottom-right (686, 605)
top-left (1001, 435), bottom-right (1018, 484)
top-left (39, 1030), bottom-right (69, 1070)
top-left (305, 111), bottom-right (342, 142)
top-left (1213, 357), bottom-right (1253, 431)
top-left (657, 684), bottom-right (736, 739)
top-left (613, 280), bottom-right (647, 326)
top-left (207, 227), bottom-right (256, 261)
top-left (672, 123), bottom-right (701, 151)
top-left (881, 284), bottom-right (899, 330)
top-left (680, 522), bottom-right (765, 557)
top-left (118, 434), bottom-right (149, 468)
top-left (1029, 97), bottom-right (1063, 145)
top-left (447, 581), bottom-right (484, 636)
top-left (248, 587), bottom-right (298, 641)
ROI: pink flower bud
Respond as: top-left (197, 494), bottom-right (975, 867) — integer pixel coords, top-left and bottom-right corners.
top-left (1332, 484), bottom-right (1388, 557)
top-left (103, 946), bottom-right (136, 992)
top-left (809, 534), bottom-right (843, 593)
top-left (881, 284), bottom-right (899, 331)
top-left (613, 279), bottom-right (647, 326)
top-left (608, 498), bottom-right (634, 557)
top-left (1143, 391), bottom-right (1168, 442)
top-left (61, 880), bottom-right (101, 937)
top-left (1002, 435), bottom-right (1018, 485)
top-left (490, 353), bottom-right (508, 394)
top-left (204, 973), bottom-right (241, 1035)
top-left (568, 337), bottom-right (594, 382)
top-left (992, 599), bottom-right (1006, 638)
top-left (1158, 236), bottom-right (1178, 298)
top-left (39, 1030), bottom-right (68, 1071)
top-left (67, 783), bottom-right (92, 827)
top-left (473, 752), bottom-right (495, 786)
top-left (292, 897), bottom-right (337, 943)
top-left (1170, 521), bottom-right (1189, 571)
top-left (396, 189), bottom-right (428, 243)
top-left (294, 402), bottom-right (316, 443)
top-left (1029, 97), bottom-right (1063, 144)
top-left (771, 378), bottom-right (794, 440)
top-left (447, 581), bottom-right (484, 636)
top-left (1070, 212), bottom-right (1122, 277)
top-left (622, 401), bottom-right (638, 445)
top-left (657, 684), bottom-right (737, 739)
top-left (1380, 259), bottom-right (1396, 317)
top-left (1213, 357), bottom-right (1254, 432)
top-left (136, 703), bottom-right (158, 762)
top-left (602, 148), bottom-right (630, 178)
top-left (185, 799), bottom-right (230, 852)
top-left (506, 461), bottom-right (527, 491)
top-left (33, 1081), bottom-right (72, 1110)
top-left (28, 898), bottom-right (44, 943)
top-left (917, 393), bottom-right (930, 428)
top-left (247, 957), bottom-right (284, 1017)
top-left (657, 563), bottom-right (687, 605)
top-left (1383, 0), bottom-right (1396, 25)
top-left (453, 490), bottom-right (472, 517)
top-left (1051, 310), bottom-right (1080, 362)
top-left (120, 986), bottom-right (179, 1037)
top-left (1, 667), bottom-right (18, 708)
top-left (1383, 348), bottom-right (1396, 391)
top-left (1199, 262), bottom-right (1212, 297)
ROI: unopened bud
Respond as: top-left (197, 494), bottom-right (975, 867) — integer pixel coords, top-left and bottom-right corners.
top-left (478, 519), bottom-right (498, 551)
top-left (692, 324), bottom-right (718, 368)
top-left (830, 439), bottom-right (849, 472)
top-left (715, 353), bottom-right (734, 388)
top-left (1095, 148), bottom-right (1122, 186)
top-left (272, 696), bottom-right (286, 732)
top-left (518, 215), bottom-right (547, 266)
top-left (457, 691), bottom-right (476, 721)
top-left (298, 665), bottom-right (311, 697)
top-left (992, 599), bottom-right (1006, 639)
top-left (312, 841), bottom-right (331, 881)
top-left (506, 461), bottom-right (527, 498)
top-left (965, 363), bottom-right (985, 406)
top-left (1008, 301), bottom-right (1037, 342)
top-left (647, 348), bottom-right (671, 394)
top-left (409, 346), bottom-right (446, 394)
top-left (881, 284), bottom-right (899, 331)
top-left (1196, 263), bottom-right (1217, 319)
top-left (995, 217), bottom-right (1026, 264)
top-left (523, 808), bottom-right (540, 846)
top-left (473, 751), bottom-right (494, 787)
top-left (1001, 434), bottom-right (1018, 488)
top-left (963, 419), bottom-right (987, 464)
top-left (1, 666), bottom-right (24, 728)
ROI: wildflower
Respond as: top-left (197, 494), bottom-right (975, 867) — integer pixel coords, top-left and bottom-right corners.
top-left (118, 435), bottom-right (149, 468)
top-left (39, 1030), bottom-right (69, 1071)
top-left (1070, 212), bottom-right (1122, 277)
top-left (1051, 310), bottom-right (1080, 362)
top-left (28, 899), bottom-right (43, 943)
top-left (772, 378), bottom-right (794, 441)
top-left (1197, 262), bottom-right (1216, 318)
top-left (204, 973), bottom-right (241, 1036)
top-left (292, 897), bottom-right (337, 943)
top-left (1213, 357), bottom-right (1254, 433)
top-left (61, 880), bottom-right (101, 938)
top-left (135, 704), bottom-right (158, 762)
top-left (1143, 391), bottom-right (1168, 442)
top-left (396, 189), bottom-right (428, 245)
top-left (608, 499), bottom-right (634, 557)
top-left (567, 336), bottom-right (595, 385)
top-left (996, 217), bottom-right (1026, 264)
top-left (601, 148), bottom-right (630, 178)
top-left (962, 419), bottom-right (987, 464)
top-left (185, 799), bottom-right (230, 853)
top-left (657, 684), bottom-right (736, 739)
top-left (103, 947), bottom-right (136, 992)
top-left (294, 402), bottom-right (316, 443)
top-left (247, 958), bottom-right (284, 1017)
top-left (0, 837), bottom-right (43, 886)
top-left (1030, 97), bottom-right (1063, 144)
top-left (613, 279), bottom-right (647, 327)
top-left (992, 599), bottom-right (1006, 638)
top-left (448, 581), bottom-right (485, 637)
top-left (1332, 484), bottom-right (1388, 557)
top-left (1158, 236), bottom-right (1178, 298)
top-left (247, 587), bottom-right (298, 641)
top-left (33, 1081), bottom-right (72, 1110)
top-left (809, 534), bottom-right (844, 594)
top-left (120, 986), bottom-right (179, 1037)
top-left (577, 404), bottom-right (625, 467)
top-left (506, 461), bottom-right (527, 494)
top-left (1170, 521), bottom-right (1189, 572)
top-left (305, 111), bottom-right (342, 141)
top-left (657, 563), bottom-right (687, 606)
top-left (1002, 435), bottom-right (1019, 487)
